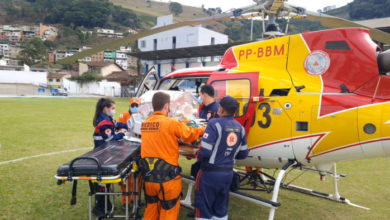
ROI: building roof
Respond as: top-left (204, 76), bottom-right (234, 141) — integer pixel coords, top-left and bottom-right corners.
top-left (58, 70), bottom-right (79, 76)
top-left (105, 70), bottom-right (139, 85)
top-left (47, 73), bottom-right (69, 79)
top-left (357, 17), bottom-right (390, 29)
top-left (130, 42), bottom-right (247, 60)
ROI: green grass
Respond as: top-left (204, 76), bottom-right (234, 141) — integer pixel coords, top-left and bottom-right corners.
top-left (0, 98), bottom-right (390, 219)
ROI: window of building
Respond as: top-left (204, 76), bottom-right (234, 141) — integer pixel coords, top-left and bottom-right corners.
top-left (211, 37), bottom-right (215, 45)
top-left (56, 79), bottom-right (60, 82)
top-left (49, 79), bottom-right (53, 82)
top-left (172, 36), bottom-right (176, 49)
top-left (153, 39), bottom-right (157, 51)
top-left (141, 40), bottom-right (146, 48)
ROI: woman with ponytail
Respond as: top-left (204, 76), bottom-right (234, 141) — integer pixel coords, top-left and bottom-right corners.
top-left (92, 98), bottom-right (126, 148)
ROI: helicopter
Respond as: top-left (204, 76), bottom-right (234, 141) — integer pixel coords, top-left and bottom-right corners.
top-left (58, 0), bottom-right (390, 219)
top-left (133, 27), bottom-right (390, 219)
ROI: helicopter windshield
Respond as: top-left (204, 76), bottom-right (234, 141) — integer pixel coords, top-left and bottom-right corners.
top-left (158, 77), bottom-right (209, 96)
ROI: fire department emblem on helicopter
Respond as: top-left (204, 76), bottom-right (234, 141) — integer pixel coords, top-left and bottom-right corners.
top-left (304, 50), bottom-right (330, 76)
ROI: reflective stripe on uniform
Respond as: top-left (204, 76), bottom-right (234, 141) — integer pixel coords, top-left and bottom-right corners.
top-left (201, 141), bottom-right (213, 150)
top-left (105, 135), bottom-right (114, 142)
top-left (93, 136), bottom-right (103, 141)
top-left (209, 122), bottom-right (222, 164)
top-left (239, 145), bottom-right (248, 151)
top-left (212, 215), bottom-right (228, 220)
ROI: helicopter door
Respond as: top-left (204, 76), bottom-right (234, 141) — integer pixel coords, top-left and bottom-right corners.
top-left (207, 72), bottom-right (259, 135)
top-left (136, 67), bottom-right (159, 97)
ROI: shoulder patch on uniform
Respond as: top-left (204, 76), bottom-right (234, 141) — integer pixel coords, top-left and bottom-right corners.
top-left (105, 129), bottom-right (112, 135)
top-left (226, 132), bottom-right (238, 147)
top-left (203, 133), bottom-right (209, 139)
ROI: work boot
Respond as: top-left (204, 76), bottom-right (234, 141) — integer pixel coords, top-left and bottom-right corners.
top-left (92, 184), bottom-right (112, 217)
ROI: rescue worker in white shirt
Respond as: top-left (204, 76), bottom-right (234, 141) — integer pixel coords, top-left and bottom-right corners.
top-left (194, 96), bottom-right (249, 220)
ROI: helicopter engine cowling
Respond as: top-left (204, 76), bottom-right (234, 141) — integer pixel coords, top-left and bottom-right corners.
top-left (377, 49), bottom-right (390, 74)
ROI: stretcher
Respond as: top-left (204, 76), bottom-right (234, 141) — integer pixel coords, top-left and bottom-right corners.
top-left (55, 139), bottom-right (142, 220)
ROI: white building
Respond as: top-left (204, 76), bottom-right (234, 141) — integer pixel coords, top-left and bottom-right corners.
top-left (0, 44), bottom-right (9, 56)
top-left (63, 78), bottom-right (121, 97)
top-left (137, 15), bottom-right (228, 77)
top-left (115, 50), bottom-right (128, 70)
top-left (323, 5), bottom-right (336, 12)
top-left (0, 70), bottom-right (48, 96)
top-left (96, 29), bottom-right (123, 38)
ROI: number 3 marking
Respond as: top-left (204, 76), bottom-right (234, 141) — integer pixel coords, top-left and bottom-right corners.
top-left (258, 103), bottom-right (271, 128)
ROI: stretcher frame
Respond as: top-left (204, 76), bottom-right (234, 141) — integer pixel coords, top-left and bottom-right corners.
top-left (55, 156), bottom-right (143, 220)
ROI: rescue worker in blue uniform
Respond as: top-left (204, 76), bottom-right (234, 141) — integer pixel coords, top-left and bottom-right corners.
top-left (194, 96), bottom-right (249, 220)
top-left (198, 85), bottom-right (219, 121)
top-left (93, 98), bottom-right (126, 148)
top-left (92, 98), bottom-right (126, 218)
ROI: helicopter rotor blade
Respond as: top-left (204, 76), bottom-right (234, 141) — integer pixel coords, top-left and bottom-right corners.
top-left (305, 11), bottom-right (390, 45)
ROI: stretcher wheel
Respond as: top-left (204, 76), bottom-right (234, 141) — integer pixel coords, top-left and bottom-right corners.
top-left (57, 180), bottom-right (64, 185)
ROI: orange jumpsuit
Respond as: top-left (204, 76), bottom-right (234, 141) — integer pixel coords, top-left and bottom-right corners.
top-left (118, 112), bottom-right (131, 124)
top-left (141, 111), bottom-right (204, 220)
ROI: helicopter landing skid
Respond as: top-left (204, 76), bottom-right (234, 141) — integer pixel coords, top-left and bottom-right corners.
top-left (279, 163), bottom-right (370, 210)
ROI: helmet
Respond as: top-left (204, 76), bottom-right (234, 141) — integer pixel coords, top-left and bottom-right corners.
top-left (130, 97), bottom-right (140, 105)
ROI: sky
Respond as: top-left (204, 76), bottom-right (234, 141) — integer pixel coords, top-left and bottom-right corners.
top-left (159, 0), bottom-right (353, 12)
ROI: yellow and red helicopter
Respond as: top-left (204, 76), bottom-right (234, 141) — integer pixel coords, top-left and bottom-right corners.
top-left (60, 0), bottom-right (390, 219)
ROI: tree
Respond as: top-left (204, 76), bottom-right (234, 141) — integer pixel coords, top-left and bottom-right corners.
top-left (70, 72), bottom-right (103, 85)
top-left (169, 2), bottom-right (183, 16)
top-left (19, 38), bottom-right (47, 65)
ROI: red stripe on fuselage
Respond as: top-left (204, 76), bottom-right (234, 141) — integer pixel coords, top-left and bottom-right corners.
top-left (310, 137), bottom-right (390, 158)
top-left (249, 133), bottom-right (326, 151)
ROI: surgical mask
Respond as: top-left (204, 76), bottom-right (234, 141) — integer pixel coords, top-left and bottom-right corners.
top-left (108, 109), bottom-right (115, 117)
top-left (131, 106), bottom-right (138, 113)
top-left (197, 97), bottom-right (203, 104)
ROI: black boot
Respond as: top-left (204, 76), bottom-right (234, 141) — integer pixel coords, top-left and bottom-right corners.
top-left (92, 184), bottom-right (112, 217)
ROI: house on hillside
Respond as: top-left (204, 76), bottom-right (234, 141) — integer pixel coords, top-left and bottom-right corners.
top-left (47, 73), bottom-right (70, 89)
top-left (96, 29), bottom-right (123, 38)
top-left (39, 24), bottom-right (57, 41)
top-left (79, 61), bottom-right (124, 77)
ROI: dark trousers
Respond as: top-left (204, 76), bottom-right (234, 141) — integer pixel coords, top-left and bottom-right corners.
top-left (194, 170), bottom-right (233, 219)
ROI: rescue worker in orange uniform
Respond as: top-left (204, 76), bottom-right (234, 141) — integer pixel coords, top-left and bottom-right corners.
top-left (118, 97), bottom-right (140, 128)
top-left (140, 92), bottom-right (205, 220)
top-left (117, 97), bottom-right (141, 211)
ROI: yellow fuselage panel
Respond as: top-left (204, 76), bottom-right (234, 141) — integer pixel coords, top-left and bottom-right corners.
top-left (226, 33), bottom-right (389, 162)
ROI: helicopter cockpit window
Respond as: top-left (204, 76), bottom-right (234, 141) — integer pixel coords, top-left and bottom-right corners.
top-left (211, 79), bottom-right (251, 117)
top-left (158, 78), bottom-right (175, 90)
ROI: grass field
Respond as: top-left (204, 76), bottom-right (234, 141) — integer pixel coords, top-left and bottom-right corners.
top-left (1, 98), bottom-right (390, 219)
